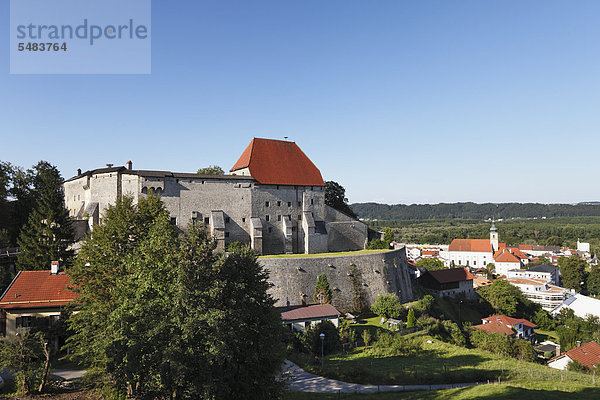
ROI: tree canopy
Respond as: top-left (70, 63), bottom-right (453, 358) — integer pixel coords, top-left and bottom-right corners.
top-left (478, 279), bottom-right (526, 317)
top-left (558, 256), bottom-right (587, 293)
top-left (325, 181), bottom-right (357, 218)
top-left (197, 165), bottom-right (225, 175)
top-left (16, 162), bottom-right (74, 270)
top-left (314, 273), bottom-right (332, 304)
top-left (67, 193), bottom-right (285, 399)
top-left (415, 258), bottom-right (445, 271)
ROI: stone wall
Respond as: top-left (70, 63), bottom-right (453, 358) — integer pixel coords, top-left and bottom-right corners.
top-left (262, 248), bottom-right (413, 312)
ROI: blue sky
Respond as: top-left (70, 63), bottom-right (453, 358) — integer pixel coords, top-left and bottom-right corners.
top-left (1, 1), bottom-right (599, 204)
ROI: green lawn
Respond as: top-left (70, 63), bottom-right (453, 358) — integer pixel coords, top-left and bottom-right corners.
top-left (284, 381), bottom-right (600, 400)
top-left (259, 249), bottom-right (392, 259)
top-left (294, 335), bottom-right (596, 387)
top-left (536, 329), bottom-right (560, 343)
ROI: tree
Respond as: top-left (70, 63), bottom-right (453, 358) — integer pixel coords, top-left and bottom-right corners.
top-left (302, 320), bottom-right (340, 357)
top-left (324, 181), bottom-right (357, 218)
top-left (406, 309), bottom-right (416, 328)
top-left (16, 162), bottom-right (74, 270)
top-left (587, 267), bottom-right (600, 295)
top-left (383, 227), bottom-right (394, 246)
top-left (197, 165), bottom-right (224, 175)
top-left (68, 193), bottom-right (285, 399)
top-left (366, 239), bottom-right (388, 249)
top-left (416, 258), bottom-right (445, 271)
top-left (314, 273), bottom-right (332, 304)
top-left (478, 279), bottom-right (524, 317)
top-left (371, 293), bottom-right (403, 319)
top-left (559, 256), bottom-right (587, 292)
top-left (0, 330), bottom-right (46, 394)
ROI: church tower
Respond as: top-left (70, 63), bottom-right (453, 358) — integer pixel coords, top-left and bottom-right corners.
top-left (490, 221), bottom-right (499, 252)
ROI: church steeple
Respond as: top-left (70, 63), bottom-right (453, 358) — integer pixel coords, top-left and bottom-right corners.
top-left (490, 220), bottom-right (499, 252)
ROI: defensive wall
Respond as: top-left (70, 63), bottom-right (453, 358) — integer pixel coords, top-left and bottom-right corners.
top-left (261, 248), bottom-right (414, 311)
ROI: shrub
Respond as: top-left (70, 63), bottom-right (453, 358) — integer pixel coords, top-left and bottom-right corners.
top-left (361, 330), bottom-right (372, 347)
top-left (406, 309), bottom-right (416, 328)
top-left (371, 293), bottom-right (404, 319)
top-left (442, 320), bottom-right (466, 347)
top-left (303, 321), bottom-right (340, 357)
top-left (370, 332), bottom-right (422, 357)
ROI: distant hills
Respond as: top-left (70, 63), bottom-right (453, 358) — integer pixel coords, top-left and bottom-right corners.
top-left (350, 202), bottom-right (600, 220)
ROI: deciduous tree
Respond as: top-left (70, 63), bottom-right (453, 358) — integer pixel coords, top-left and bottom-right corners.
top-left (559, 256), bottom-right (587, 292)
top-left (197, 165), bottom-right (224, 175)
top-left (325, 181), bottom-right (357, 218)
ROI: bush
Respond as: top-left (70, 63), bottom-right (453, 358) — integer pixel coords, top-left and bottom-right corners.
top-left (567, 359), bottom-right (590, 373)
top-left (369, 332), bottom-right (422, 357)
top-left (442, 320), bottom-right (466, 347)
top-left (406, 309), bottom-right (416, 327)
top-left (302, 321), bottom-right (340, 357)
top-left (371, 293), bottom-right (404, 319)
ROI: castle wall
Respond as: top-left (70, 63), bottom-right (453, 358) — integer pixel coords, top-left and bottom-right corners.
top-left (325, 205), bottom-right (367, 252)
top-left (262, 248), bottom-right (413, 311)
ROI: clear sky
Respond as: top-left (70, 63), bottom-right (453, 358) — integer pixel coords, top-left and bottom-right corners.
top-left (1, 1), bottom-right (599, 204)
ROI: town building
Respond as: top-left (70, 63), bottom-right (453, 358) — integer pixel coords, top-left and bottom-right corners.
top-left (0, 262), bottom-right (77, 348)
top-left (547, 341), bottom-right (600, 370)
top-left (507, 264), bottom-right (559, 285)
top-left (506, 277), bottom-right (567, 311)
top-left (474, 315), bottom-right (536, 341)
top-left (418, 268), bottom-right (475, 298)
top-left (63, 138), bottom-right (368, 255)
top-left (552, 293), bottom-right (600, 320)
top-left (280, 303), bottom-right (341, 332)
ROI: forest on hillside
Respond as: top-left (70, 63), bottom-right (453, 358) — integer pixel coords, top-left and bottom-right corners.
top-left (351, 202), bottom-right (600, 220)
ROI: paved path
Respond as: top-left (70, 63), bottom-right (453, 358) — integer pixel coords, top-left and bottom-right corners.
top-left (282, 360), bottom-right (488, 393)
top-left (50, 369), bottom-right (86, 381)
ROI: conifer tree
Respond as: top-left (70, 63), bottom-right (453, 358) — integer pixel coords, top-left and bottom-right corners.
top-left (314, 273), bottom-right (332, 304)
top-left (406, 308), bottom-right (416, 328)
top-left (16, 162), bottom-right (74, 270)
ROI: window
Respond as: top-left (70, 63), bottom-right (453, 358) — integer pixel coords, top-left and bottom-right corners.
top-left (265, 201), bottom-right (270, 207)
top-left (268, 227), bottom-right (273, 233)
top-left (16, 316), bottom-right (33, 329)
top-left (288, 202), bottom-right (291, 207)
top-left (310, 199), bottom-right (314, 205)
top-left (225, 232), bottom-right (230, 238)
top-left (225, 217), bottom-right (230, 224)
top-left (170, 217), bottom-right (177, 225)
top-left (292, 227), bottom-right (296, 232)
top-left (298, 215), bottom-right (302, 220)
top-left (277, 215), bottom-right (281, 221)
top-left (265, 215), bottom-right (270, 222)
top-left (473, 260), bottom-right (477, 266)
top-left (204, 217), bottom-right (210, 224)
top-left (298, 201), bottom-right (301, 206)
top-left (242, 217), bottom-right (246, 223)
top-left (277, 201), bottom-right (281, 207)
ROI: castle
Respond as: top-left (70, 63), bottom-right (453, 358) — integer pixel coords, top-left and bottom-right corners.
top-left (64, 138), bottom-right (369, 255)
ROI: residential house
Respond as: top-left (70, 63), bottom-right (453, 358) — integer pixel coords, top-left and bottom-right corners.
top-left (547, 341), bottom-right (600, 370)
top-left (280, 303), bottom-right (341, 332)
top-left (474, 315), bottom-right (536, 341)
top-left (418, 268), bottom-right (476, 298)
top-left (507, 277), bottom-right (567, 311)
top-left (508, 264), bottom-right (559, 285)
top-left (0, 262), bottom-right (78, 348)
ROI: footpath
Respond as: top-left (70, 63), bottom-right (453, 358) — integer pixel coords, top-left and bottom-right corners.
top-left (282, 360), bottom-right (488, 394)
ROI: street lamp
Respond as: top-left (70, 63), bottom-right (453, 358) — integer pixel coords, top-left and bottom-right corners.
top-left (320, 333), bottom-right (325, 370)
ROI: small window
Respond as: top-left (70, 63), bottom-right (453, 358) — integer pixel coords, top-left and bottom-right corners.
top-left (288, 202), bottom-right (291, 207)
top-left (265, 201), bottom-right (270, 207)
top-left (298, 215), bottom-right (302, 220)
top-left (277, 215), bottom-right (281, 221)
top-left (277, 185), bottom-right (280, 190)
top-left (268, 227), bottom-right (273, 233)
top-left (473, 260), bottom-right (477, 266)
top-left (310, 199), bottom-right (314, 205)
top-left (225, 217), bottom-right (230, 224)
top-left (311, 186), bottom-right (313, 191)
top-left (277, 201), bottom-right (281, 207)
top-left (242, 217), bottom-right (246, 223)
top-left (298, 201), bottom-right (301, 207)
top-left (225, 232), bottom-right (230, 238)
top-left (265, 215), bottom-right (270, 222)
top-left (292, 227), bottom-right (296, 232)
top-left (204, 217), bottom-right (210, 224)
top-left (170, 217), bottom-right (177, 225)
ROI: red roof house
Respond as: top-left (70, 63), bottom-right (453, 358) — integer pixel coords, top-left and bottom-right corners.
top-left (417, 268), bottom-right (476, 298)
top-left (548, 341), bottom-right (600, 370)
top-left (474, 315), bottom-right (536, 341)
top-left (231, 138), bottom-right (325, 186)
top-left (0, 269), bottom-right (78, 338)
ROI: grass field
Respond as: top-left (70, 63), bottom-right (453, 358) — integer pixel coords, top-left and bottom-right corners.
top-left (292, 335), bottom-right (596, 387)
top-left (284, 381), bottom-right (600, 400)
top-left (259, 249), bottom-right (392, 259)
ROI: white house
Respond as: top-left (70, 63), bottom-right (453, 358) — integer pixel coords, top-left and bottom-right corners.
top-left (547, 341), bottom-right (600, 370)
top-left (474, 315), bottom-right (536, 341)
top-left (552, 293), bottom-right (600, 320)
top-left (280, 304), bottom-right (341, 332)
top-left (507, 264), bottom-right (559, 285)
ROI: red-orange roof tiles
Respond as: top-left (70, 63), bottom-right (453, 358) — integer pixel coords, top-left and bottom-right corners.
top-left (482, 315), bottom-right (536, 329)
top-left (231, 138), bottom-right (325, 186)
top-left (474, 320), bottom-right (515, 336)
top-left (448, 239), bottom-right (493, 252)
top-left (495, 250), bottom-right (521, 263)
top-left (562, 341), bottom-right (600, 367)
top-left (0, 271), bottom-right (78, 309)
top-left (280, 304), bottom-right (340, 321)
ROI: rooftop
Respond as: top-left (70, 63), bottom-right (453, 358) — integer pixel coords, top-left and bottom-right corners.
top-left (280, 304), bottom-right (341, 321)
top-left (558, 341), bottom-right (600, 368)
top-left (0, 271), bottom-right (78, 309)
top-left (425, 267), bottom-right (475, 284)
top-left (448, 239), bottom-right (494, 253)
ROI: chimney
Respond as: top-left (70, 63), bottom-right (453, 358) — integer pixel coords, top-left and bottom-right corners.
top-left (77, 168), bottom-right (82, 176)
top-left (51, 261), bottom-right (59, 275)
top-left (577, 341), bottom-right (582, 348)
top-left (556, 346), bottom-right (561, 356)
top-left (126, 160), bottom-right (133, 170)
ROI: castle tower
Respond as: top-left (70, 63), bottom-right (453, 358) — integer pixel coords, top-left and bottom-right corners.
top-left (490, 221), bottom-right (499, 252)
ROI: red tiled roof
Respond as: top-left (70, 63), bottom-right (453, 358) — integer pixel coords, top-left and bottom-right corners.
top-left (495, 250), bottom-right (521, 263)
top-left (448, 239), bottom-right (493, 252)
top-left (230, 138), bottom-right (325, 186)
top-left (474, 320), bottom-right (514, 336)
top-left (0, 271), bottom-right (78, 309)
top-left (506, 247), bottom-right (529, 260)
top-left (281, 304), bottom-right (340, 321)
top-left (426, 268), bottom-right (475, 284)
top-left (519, 244), bottom-right (533, 251)
top-left (563, 341), bottom-right (600, 367)
top-left (482, 315), bottom-right (536, 329)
